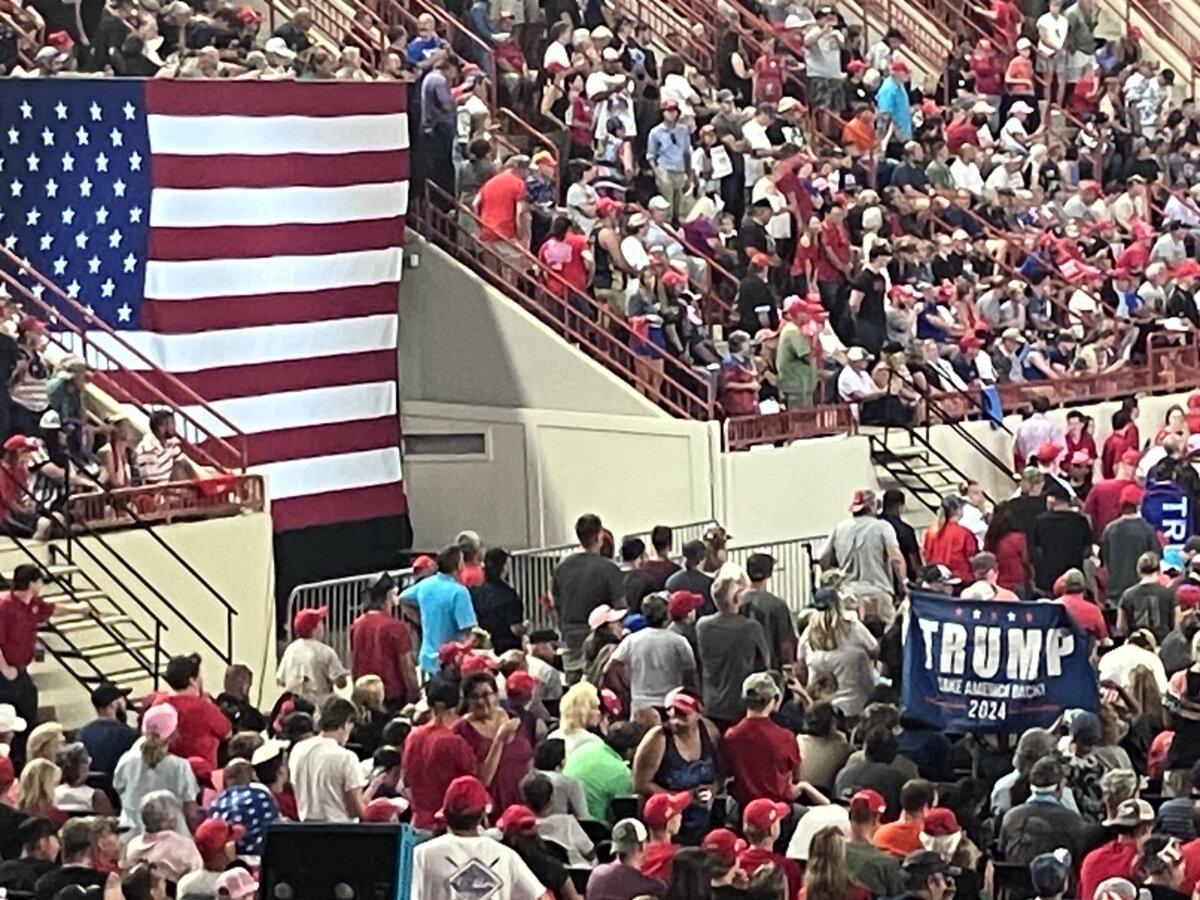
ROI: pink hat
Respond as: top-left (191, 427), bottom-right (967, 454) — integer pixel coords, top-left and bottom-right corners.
top-left (142, 703), bottom-right (179, 740)
top-left (782, 294), bottom-right (807, 318)
top-left (587, 604), bottom-right (626, 630)
top-left (215, 869), bottom-right (259, 900)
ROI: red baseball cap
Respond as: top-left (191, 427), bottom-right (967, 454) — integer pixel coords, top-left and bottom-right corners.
top-left (660, 98), bottom-right (680, 111)
top-left (17, 317), bottom-right (45, 334)
top-left (292, 606), bottom-right (327, 638)
top-left (412, 555), bottom-right (436, 576)
top-left (0, 754), bottom-right (14, 786)
top-left (846, 59), bottom-right (868, 74)
top-left (1120, 449), bottom-right (1141, 467)
top-left (959, 335), bottom-right (984, 351)
top-left (750, 251), bottom-right (771, 268)
top-left (665, 688), bottom-right (701, 716)
top-left (3, 434), bottom-right (39, 453)
top-left (701, 828), bottom-right (747, 865)
top-left (438, 640), bottom-right (472, 666)
top-left (459, 653), bottom-right (496, 677)
top-left (668, 590), bottom-right (705, 619)
top-left (743, 798), bottom-right (790, 831)
top-left (1035, 442), bottom-right (1063, 465)
top-left (439, 776), bottom-right (491, 819)
top-left (1119, 484), bottom-right (1143, 508)
top-left (505, 670), bottom-right (539, 698)
top-left (848, 789), bottom-right (886, 815)
top-left (643, 791), bottom-right (691, 828)
top-left (194, 819), bottom-right (246, 862)
top-left (890, 59), bottom-right (910, 74)
top-left (496, 804), bottom-right (539, 834)
top-left (1178, 583), bottom-right (1200, 607)
top-left (922, 807), bottom-right (961, 836)
top-left (661, 269), bottom-right (689, 288)
top-left (362, 797), bottom-right (409, 823)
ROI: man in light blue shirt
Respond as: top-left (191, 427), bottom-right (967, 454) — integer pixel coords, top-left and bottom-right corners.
top-left (646, 99), bottom-right (693, 221)
top-left (400, 547), bottom-right (478, 674)
top-left (875, 59), bottom-right (913, 141)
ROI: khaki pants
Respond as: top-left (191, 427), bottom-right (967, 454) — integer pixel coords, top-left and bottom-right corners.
top-left (654, 168), bottom-right (690, 222)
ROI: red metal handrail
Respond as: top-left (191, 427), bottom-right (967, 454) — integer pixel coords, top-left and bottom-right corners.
top-left (1096, 0), bottom-right (1200, 96)
top-left (69, 474), bottom-right (265, 531)
top-left (415, 182), bottom-right (716, 419)
top-left (611, 0), bottom-right (716, 71)
top-left (0, 5), bottom-right (39, 71)
top-left (0, 251), bottom-right (248, 471)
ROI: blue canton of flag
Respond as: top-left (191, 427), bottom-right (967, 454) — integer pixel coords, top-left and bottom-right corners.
top-left (1, 79), bottom-right (152, 329)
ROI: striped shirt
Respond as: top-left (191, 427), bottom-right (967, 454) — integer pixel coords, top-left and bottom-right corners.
top-left (29, 444), bottom-right (66, 510)
top-left (10, 349), bottom-right (50, 413)
top-left (135, 433), bottom-right (182, 485)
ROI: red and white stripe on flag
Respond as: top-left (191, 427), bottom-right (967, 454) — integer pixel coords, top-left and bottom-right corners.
top-left (100, 81), bottom-right (409, 532)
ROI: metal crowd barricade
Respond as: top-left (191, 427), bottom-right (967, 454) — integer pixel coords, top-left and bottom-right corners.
top-left (725, 534), bottom-right (826, 617)
top-left (285, 567), bottom-right (416, 663)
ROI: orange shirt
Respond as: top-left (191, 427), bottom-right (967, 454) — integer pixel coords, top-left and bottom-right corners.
top-left (476, 170), bottom-right (526, 241)
top-left (841, 117), bottom-right (876, 154)
top-left (874, 819), bottom-right (924, 858)
top-left (1005, 56), bottom-right (1034, 92)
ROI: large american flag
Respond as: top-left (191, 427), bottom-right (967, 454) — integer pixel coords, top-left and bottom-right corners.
top-left (0, 79), bottom-right (409, 533)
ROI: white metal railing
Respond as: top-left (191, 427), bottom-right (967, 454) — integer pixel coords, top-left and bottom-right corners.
top-left (283, 526), bottom-right (829, 667)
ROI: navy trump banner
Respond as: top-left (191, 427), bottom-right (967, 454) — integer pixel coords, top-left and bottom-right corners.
top-left (902, 591), bottom-right (1098, 732)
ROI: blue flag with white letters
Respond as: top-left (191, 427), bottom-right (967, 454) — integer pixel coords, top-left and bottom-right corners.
top-left (1142, 480), bottom-right (1193, 541)
top-left (901, 591), bottom-right (1097, 732)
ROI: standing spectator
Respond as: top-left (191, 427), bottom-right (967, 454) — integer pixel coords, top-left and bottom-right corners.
top-left (836, 727), bottom-right (912, 820)
top-left (551, 514), bottom-right (625, 683)
top-left (350, 575), bottom-right (418, 708)
top-left (642, 526), bottom-right (680, 589)
top-left (797, 587), bottom-right (879, 719)
top-left (880, 489), bottom-right (922, 580)
top-left (696, 564), bottom-right (770, 727)
top-left (402, 680), bottom-right (478, 830)
top-left (453, 671), bottom-right (533, 811)
top-left (922, 496), bottom-right (978, 586)
top-left (1013, 396), bottom-right (1064, 469)
top-left (419, 56), bottom-right (461, 203)
top-left (9, 317), bottom-right (50, 441)
top-left (216, 664), bottom-right (267, 736)
top-left (276, 606), bottom-right (349, 705)
top-left (607, 594), bottom-right (697, 713)
top-left (1078, 798), bottom-right (1155, 900)
top-left (76, 683), bottom-right (137, 779)
top-left (1032, 494), bottom-right (1094, 595)
top-left (114, 705), bottom-right (199, 838)
top-left (819, 489), bottom-right (906, 625)
top-left (741, 553), bottom-right (797, 672)
top-left (723, 673), bottom-right (805, 810)
top-left (0, 565), bottom-right (92, 767)
top-left (400, 546), bottom-right (479, 676)
top-left (289, 696), bottom-right (368, 822)
top-left (618, 538), bottom-right (657, 614)
top-left (776, 296), bottom-right (819, 409)
top-left (876, 59), bottom-right (913, 140)
top-left (1084, 449), bottom-right (1140, 536)
top-left (205, 760), bottom-right (278, 857)
top-left (664, 541), bottom-right (714, 615)
top-left (647, 100), bottom-right (693, 222)
top-left (470, 548), bottom-right (525, 655)
top-left (1100, 487), bottom-right (1158, 603)
top-left (153, 654), bottom-right (232, 769)
top-left (984, 502), bottom-right (1032, 597)
top-left (1118, 553), bottom-right (1176, 643)
top-left (1102, 409), bottom-right (1140, 479)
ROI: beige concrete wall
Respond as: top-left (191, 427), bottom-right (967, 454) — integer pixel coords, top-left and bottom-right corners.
top-left (399, 238), bottom-right (667, 419)
top-left (35, 511), bottom-right (277, 725)
top-left (401, 400), bottom-right (718, 549)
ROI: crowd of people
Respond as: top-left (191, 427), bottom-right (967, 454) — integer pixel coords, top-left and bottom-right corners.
top-left (5, 460), bottom-right (1200, 899)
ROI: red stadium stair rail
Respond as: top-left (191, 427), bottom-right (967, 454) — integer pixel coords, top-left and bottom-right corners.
top-left (412, 182), bottom-right (716, 419)
top-left (0, 250), bottom-right (249, 472)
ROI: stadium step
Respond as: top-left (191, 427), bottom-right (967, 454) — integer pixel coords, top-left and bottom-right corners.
top-left (53, 639), bottom-right (156, 660)
top-left (51, 613), bottom-right (135, 633)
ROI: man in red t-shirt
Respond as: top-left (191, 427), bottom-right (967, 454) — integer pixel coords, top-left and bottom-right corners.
top-left (1078, 798), bottom-right (1154, 900)
top-left (1101, 409), bottom-right (1138, 478)
top-left (1054, 569), bottom-right (1109, 644)
top-left (349, 575), bottom-right (417, 708)
top-left (401, 679), bottom-right (478, 830)
top-left (0, 563), bottom-right (94, 765)
top-left (738, 799), bottom-right (804, 900)
top-left (723, 673), bottom-right (812, 810)
top-left (1083, 449), bottom-right (1139, 535)
top-left (814, 205), bottom-right (851, 313)
top-left (475, 157), bottom-right (530, 261)
top-left (153, 653), bottom-right (233, 768)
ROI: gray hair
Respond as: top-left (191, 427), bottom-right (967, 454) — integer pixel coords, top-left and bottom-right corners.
top-left (56, 742), bottom-right (91, 786)
top-left (140, 790), bottom-right (181, 834)
top-left (711, 562), bottom-right (747, 611)
top-left (1099, 768), bottom-right (1138, 806)
top-left (727, 330), bottom-right (752, 354)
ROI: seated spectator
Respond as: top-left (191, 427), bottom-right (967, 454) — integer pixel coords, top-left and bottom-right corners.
top-left (122, 791), bottom-right (203, 882)
top-left (215, 664), bottom-right (268, 736)
top-left (176, 819), bottom-right (244, 900)
top-left (54, 743), bottom-right (113, 815)
top-left (835, 726), bottom-right (910, 819)
top-left (1078, 798), bottom-right (1155, 900)
top-left (17, 758), bottom-right (60, 819)
top-left (33, 817), bottom-right (109, 900)
top-left (563, 720), bottom-right (642, 822)
top-left (136, 410), bottom-right (198, 485)
top-left (276, 606), bottom-right (350, 706)
top-left (587, 817), bottom-right (665, 899)
top-left (873, 779), bottom-right (937, 859)
top-left (0, 817), bottom-right (58, 895)
top-left (207, 758), bottom-right (280, 856)
top-left (844, 790), bottom-right (905, 897)
top-left (998, 757), bottom-right (1084, 864)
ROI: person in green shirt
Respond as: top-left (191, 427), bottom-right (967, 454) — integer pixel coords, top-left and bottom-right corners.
top-left (924, 140), bottom-right (954, 191)
top-left (844, 788), bottom-right (906, 897)
top-left (563, 720), bottom-right (644, 822)
top-left (1063, 0), bottom-right (1098, 81)
top-left (775, 296), bottom-right (820, 409)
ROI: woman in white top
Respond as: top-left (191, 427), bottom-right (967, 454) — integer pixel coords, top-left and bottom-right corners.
top-left (545, 682), bottom-right (603, 756)
top-left (114, 704), bottom-right (199, 837)
top-left (795, 588), bottom-right (879, 719)
top-left (54, 742), bottom-right (114, 814)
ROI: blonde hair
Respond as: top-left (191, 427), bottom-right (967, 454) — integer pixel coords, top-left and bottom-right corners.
top-left (26, 722), bottom-right (64, 762)
top-left (803, 827), bottom-right (854, 899)
top-left (140, 732), bottom-right (171, 769)
top-left (558, 682), bottom-right (600, 733)
top-left (352, 675), bottom-right (385, 714)
top-left (18, 758), bottom-right (60, 814)
top-left (805, 607), bottom-right (853, 652)
top-left (1126, 665), bottom-right (1164, 722)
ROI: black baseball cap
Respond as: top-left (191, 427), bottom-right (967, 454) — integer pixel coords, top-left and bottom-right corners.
top-left (90, 682), bottom-right (131, 709)
top-left (18, 816), bottom-right (58, 849)
top-left (903, 850), bottom-right (961, 878)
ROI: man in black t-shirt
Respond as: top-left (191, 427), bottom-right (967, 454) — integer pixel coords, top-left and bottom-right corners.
top-left (0, 818), bottom-right (57, 893)
top-left (849, 245), bottom-right (891, 354)
top-left (1118, 552), bottom-right (1176, 642)
top-left (736, 252), bottom-right (777, 334)
top-left (1031, 495), bottom-right (1094, 594)
top-left (737, 200), bottom-right (776, 271)
top-left (33, 819), bottom-right (108, 900)
top-left (619, 537), bottom-right (657, 615)
top-left (551, 514), bottom-right (625, 683)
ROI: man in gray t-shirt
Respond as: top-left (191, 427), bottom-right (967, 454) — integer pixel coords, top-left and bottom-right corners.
top-left (697, 565), bottom-right (770, 725)
top-left (819, 489), bottom-right (906, 624)
top-left (608, 596), bottom-right (698, 710)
